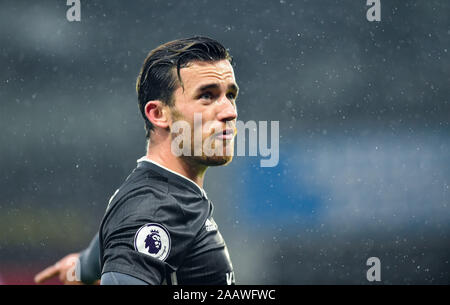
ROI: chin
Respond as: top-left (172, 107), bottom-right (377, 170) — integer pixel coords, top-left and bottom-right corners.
top-left (190, 154), bottom-right (234, 167)
top-left (206, 155), bottom-right (234, 166)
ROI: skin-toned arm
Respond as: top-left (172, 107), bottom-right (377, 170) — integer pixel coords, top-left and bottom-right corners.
top-left (34, 253), bottom-right (83, 285)
top-left (34, 234), bottom-right (101, 285)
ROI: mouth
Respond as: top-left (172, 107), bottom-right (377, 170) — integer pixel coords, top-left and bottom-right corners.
top-left (214, 128), bottom-right (235, 140)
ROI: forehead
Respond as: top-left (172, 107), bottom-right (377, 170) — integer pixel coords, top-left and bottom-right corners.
top-left (179, 60), bottom-right (236, 90)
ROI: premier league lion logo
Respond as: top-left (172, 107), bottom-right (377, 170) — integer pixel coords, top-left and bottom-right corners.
top-left (135, 223), bottom-right (171, 261)
top-left (144, 229), bottom-right (162, 254)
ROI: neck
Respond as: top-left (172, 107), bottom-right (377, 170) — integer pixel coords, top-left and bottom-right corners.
top-left (145, 139), bottom-right (207, 188)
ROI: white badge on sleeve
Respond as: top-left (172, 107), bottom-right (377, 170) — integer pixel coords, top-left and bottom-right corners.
top-left (134, 223), bottom-right (171, 261)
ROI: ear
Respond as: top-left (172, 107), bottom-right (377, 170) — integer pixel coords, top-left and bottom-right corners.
top-left (144, 100), bottom-right (170, 129)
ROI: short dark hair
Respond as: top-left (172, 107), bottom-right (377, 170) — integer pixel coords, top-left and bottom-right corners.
top-left (136, 36), bottom-right (232, 139)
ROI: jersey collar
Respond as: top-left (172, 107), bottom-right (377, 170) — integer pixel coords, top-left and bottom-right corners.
top-left (137, 156), bottom-right (208, 200)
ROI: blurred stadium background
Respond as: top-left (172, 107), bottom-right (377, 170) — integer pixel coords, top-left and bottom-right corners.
top-left (0, 0), bottom-right (449, 284)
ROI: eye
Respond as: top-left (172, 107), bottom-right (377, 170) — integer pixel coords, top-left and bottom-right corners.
top-left (199, 92), bottom-right (213, 100)
top-left (227, 92), bottom-right (237, 100)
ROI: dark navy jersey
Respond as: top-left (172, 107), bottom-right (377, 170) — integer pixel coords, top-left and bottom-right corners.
top-left (99, 158), bottom-right (235, 285)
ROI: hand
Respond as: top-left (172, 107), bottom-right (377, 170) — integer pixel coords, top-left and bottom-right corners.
top-left (34, 253), bottom-right (83, 285)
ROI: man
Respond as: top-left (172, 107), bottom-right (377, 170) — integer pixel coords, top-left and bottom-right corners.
top-left (35, 36), bottom-right (238, 285)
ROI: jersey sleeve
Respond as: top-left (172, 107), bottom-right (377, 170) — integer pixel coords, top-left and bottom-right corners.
top-left (101, 272), bottom-right (148, 285)
top-left (99, 191), bottom-right (200, 285)
top-left (78, 233), bottom-right (101, 284)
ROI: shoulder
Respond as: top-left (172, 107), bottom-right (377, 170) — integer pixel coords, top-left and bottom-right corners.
top-left (104, 164), bottom-right (174, 216)
top-left (102, 185), bottom-right (177, 229)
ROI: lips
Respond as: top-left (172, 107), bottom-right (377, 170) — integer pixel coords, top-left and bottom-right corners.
top-left (215, 128), bottom-right (235, 140)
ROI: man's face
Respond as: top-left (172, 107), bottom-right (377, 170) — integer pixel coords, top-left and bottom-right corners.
top-left (169, 60), bottom-right (238, 167)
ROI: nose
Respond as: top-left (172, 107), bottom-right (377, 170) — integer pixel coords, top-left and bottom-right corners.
top-left (216, 96), bottom-right (237, 123)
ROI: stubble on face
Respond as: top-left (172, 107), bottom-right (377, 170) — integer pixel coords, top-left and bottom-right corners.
top-left (169, 105), bottom-right (235, 167)
top-left (168, 60), bottom-right (237, 167)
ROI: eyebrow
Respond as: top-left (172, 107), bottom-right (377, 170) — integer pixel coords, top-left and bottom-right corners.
top-left (196, 83), bottom-right (240, 95)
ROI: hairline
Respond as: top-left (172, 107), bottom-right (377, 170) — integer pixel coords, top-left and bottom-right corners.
top-left (174, 58), bottom-right (233, 93)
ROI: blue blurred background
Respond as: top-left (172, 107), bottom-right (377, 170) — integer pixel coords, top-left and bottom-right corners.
top-left (0, 0), bottom-right (449, 284)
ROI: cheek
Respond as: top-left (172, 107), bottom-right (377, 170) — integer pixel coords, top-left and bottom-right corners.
top-left (201, 119), bottom-right (218, 137)
top-left (200, 110), bottom-right (219, 133)
top-left (184, 110), bottom-right (216, 137)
